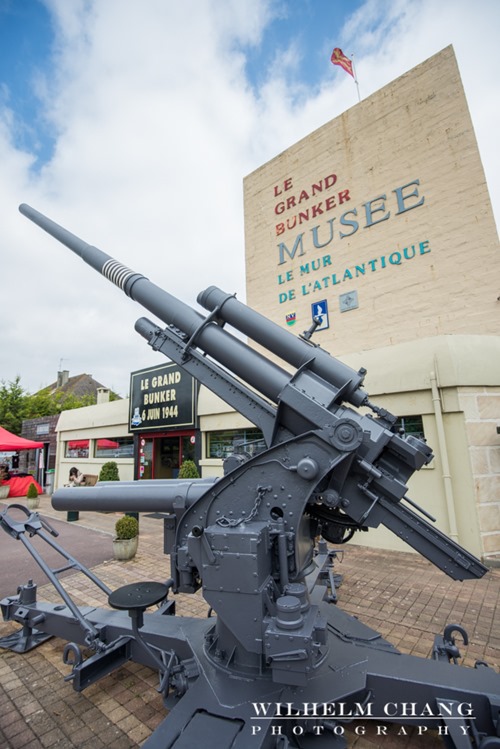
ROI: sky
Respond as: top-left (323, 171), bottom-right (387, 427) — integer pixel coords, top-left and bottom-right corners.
top-left (1, 0), bottom-right (498, 399)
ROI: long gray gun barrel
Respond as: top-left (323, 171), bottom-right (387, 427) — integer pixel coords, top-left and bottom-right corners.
top-left (52, 478), bottom-right (217, 513)
top-left (18, 203), bottom-right (368, 409)
top-left (198, 285), bottom-right (366, 401)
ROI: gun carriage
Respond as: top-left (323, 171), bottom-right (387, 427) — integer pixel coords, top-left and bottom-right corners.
top-left (1, 204), bottom-right (499, 748)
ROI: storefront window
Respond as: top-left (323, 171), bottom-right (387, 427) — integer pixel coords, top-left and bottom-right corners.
top-left (95, 437), bottom-right (134, 458)
top-left (207, 429), bottom-right (265, 459)
top-left (65, 439), bottom-right (89, 459)
top-left (394, 415), bottom-right (425, 440)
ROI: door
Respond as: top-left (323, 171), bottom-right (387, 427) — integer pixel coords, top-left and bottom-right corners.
top-left (155, 436), bottom-right (180, 479)
top-left (137, 431), bottom-right (196, 479)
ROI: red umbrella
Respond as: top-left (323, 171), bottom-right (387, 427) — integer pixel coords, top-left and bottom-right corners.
top-left (0, 426), bottom-right (44, 451)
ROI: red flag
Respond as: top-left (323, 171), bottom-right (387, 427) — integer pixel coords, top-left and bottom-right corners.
top-left (331, 47), bottom-right (354, 78)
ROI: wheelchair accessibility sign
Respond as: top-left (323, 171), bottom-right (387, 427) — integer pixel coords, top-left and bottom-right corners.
top-left (311, 300), bottom-right (329, 330)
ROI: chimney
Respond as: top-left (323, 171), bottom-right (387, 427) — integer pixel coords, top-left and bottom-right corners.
top-left (96, 387), bottom-right (110, 404)
top-left (57, 370), bottom-right (70, 388)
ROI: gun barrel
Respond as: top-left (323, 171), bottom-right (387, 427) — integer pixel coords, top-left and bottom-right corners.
top-left (18, 202), bottom-right (209, 331)
top-left (52, 478), bottom-right (217, 513)
top-left (18, 204), bottom-right (293, 404)
top-left (198, 286), bottom-right (368, 407)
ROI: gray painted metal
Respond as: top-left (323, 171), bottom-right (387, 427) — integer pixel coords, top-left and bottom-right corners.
top-left (52, 478), bottom-right (218, 514)
top-left (197, 285), bottom-right (368, 407)
top-left (0, 205), bottom-right (498, 748)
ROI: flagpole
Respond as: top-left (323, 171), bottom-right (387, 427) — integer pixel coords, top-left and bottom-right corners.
top-left (330, 47), bottom-right (361, 102)
top-left (350, 54), bottom-right (361, 102)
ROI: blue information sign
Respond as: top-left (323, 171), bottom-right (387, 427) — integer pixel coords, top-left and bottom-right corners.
top-left (311, 300), bottom-right (329, 330)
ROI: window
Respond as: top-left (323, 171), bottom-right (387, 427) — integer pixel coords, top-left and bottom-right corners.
top-left (207, 429), bottom-right (265, 459)
top-left (95, 437), bottom-right (134, 459)
top-left (65, 439), bottom-right (89, 459)
top-left (394, 415), bottom-right (425, 441)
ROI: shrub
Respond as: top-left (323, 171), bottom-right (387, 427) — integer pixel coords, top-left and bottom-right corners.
top-left (26, 482), bottom-right (39, 499)
top-left (178, 460), bottom-right (199, 479)
top-left (115, 515), bottom-right (138, 540)
top-left (99, 461), bottom-right (120, 482)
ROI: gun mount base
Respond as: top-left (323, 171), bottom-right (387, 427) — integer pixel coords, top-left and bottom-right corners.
top-left (0, 622), bottom-right (52, 653)
top-left (2, 582), bottom-right (500, 748)
top-left (1, 504), bottom-right (500, 747)
top-left (0, 579), bottom-right (54, 652)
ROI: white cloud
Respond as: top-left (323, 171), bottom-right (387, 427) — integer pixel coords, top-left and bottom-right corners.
top-left (1, 0), bottom-right (498, 397)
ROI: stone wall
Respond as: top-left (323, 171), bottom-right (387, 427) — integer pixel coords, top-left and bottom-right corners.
top-left (458, 387), bottom-right (500, 562)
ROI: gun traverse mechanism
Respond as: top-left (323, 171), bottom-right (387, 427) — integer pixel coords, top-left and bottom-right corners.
top-left (0, 203), bottom-right (498, 749)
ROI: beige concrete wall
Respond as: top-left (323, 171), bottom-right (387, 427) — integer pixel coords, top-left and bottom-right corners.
top-left (344, 335), bottom-right (499, 559)
top-left (244, 46), bottom-right (499, 353)
top-left (342, 335), bottom-right (500, 560)
top-left (242, 46), bottom-right (500, 562)
top-left (55, 399), bottom-right (134, 488)
top-left (334, 384), bottom-right (482, 559)
top-left (198, 386), bottom-right (257, 477)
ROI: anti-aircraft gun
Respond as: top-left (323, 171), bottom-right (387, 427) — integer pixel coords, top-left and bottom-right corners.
top-left (1, 204), bottom-right (499, 748)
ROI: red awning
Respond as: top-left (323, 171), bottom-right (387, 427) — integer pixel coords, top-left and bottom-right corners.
top-left (68, 440), bottom-right (89, 449)
top-left (68, 439), bottom-right (119, 449)
top-left (97, 439), bottom-right (120, 448)
top-left (0, 426), bottom-right (44, 451)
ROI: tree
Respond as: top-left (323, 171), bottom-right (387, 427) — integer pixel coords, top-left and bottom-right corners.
top-left (0, 377), bottom-right (28, 434)
top-left (0, 376), bottom-right (118, 435)
top-left (25, 388), bottom-right (97, 418)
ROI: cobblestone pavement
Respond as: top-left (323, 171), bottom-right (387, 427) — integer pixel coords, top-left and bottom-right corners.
top-left (0, 494), bottom-right (498, 748)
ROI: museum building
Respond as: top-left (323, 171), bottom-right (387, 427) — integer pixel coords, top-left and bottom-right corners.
top-left (53, 46), bottom-right (500, 563)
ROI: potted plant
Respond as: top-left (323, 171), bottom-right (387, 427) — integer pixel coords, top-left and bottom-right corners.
top-left (99, 461), bottom-right (120, 482)
top-left (178, 460), bottom-right (200, 479)
top-left (26, 482), bottom-right (40, 510)
top-left (113, 514), bottom-right (139, 561)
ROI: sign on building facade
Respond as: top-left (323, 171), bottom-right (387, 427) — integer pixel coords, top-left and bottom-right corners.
top-left (243, 45), bottom-right (500, 560)
top-left (129, 363), bottom-right (196, 432)
top-left (243, 46), bottom-right (500, 356)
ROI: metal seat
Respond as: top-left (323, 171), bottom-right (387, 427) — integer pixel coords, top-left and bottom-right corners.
top-left (109, 581), bottom-right (169, 611)
top-left (108, 581), bottom-right (170, 629)
top-left (108, 581), bottom-right (174, 694)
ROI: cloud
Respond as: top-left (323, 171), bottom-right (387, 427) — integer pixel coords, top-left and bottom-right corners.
top-left (1, 0), bottom-right (498, 397)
